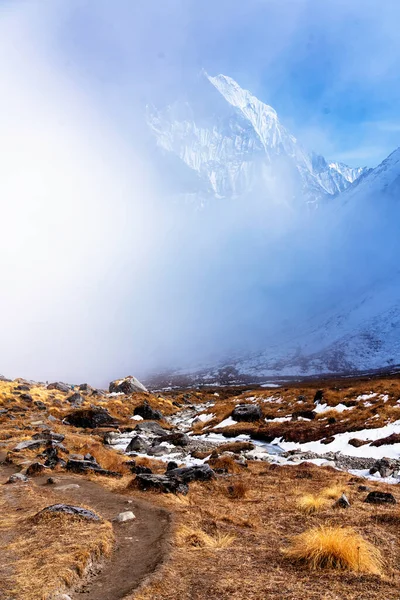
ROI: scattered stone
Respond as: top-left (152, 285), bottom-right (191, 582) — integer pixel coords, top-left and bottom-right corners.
top-left (66, 393), bottom-right (85, 407)
top-left (133, 400), bottom-right (162, 421)
top-left (66, 459), bottom-right (121, 477)
top-left (155, 432), bottom-right (189, 447)
top-left (15, 384), bottom-right (31, 391)
top-left (32, 431), bottom-right (65, 443)
top-left (103, 431), bottom-right (121, 445)
top-left (19, 393), bottom-right (33, 402)
top-left (348, 438), bottom-right (368, 448)
top-left (26, 462), bottom-right (46, 476)
top-left (54, 484), bottom-right (80, 491)
top-left (116, 511), bottom-right (136, 522)
top-left (134, 473), bottom-right (189, 495)
top-left (292, 410), bottom-right (316, 421)
top-left (7, 473), bottom-right (28, 483)
top-left (134, 421), bottom-right (167, 435)
top-left (334, 493), bottom-right (350, 509)
top-left (65, 407), bottom-right (118, 429)
top-left (166, 461), bottom-right (179, 472)
top-left (148, 444), bottom-right (171, 457)
top-left (132, 464), bottom-right (152, 474)
top-left (47, 382), bottom-right (70, 393)
top-left (34, 400), bottom-right (47, 411)
top-left (109, 376), bottom-right (148, 394)
top-left (358, 485), bottom-right (371, 492)
top-left (166, 465), bottom-right (215, 483)
top-left (14, 439), bottom-right (45, 452)
top-left (369, 458), bottom-right (397, 478)
top-left (37, 504), bottom-right (100, 521)
top-left (41, 443), bottom-right (61, 468)
top-left (231, 404), bottom-right (262, 422)
top-left (364, 491), bottom-right (396, 505)
top-left (78, 383), bottom-right (91, 392)
top-left (126, 436), bottom-right (150, 454)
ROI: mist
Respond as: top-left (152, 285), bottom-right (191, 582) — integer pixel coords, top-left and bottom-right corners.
top-left (0, 1), bottom-right (397, 386)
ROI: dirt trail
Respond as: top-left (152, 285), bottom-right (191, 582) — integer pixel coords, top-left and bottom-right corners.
top-left (1, 466), bottom-right (170, 600)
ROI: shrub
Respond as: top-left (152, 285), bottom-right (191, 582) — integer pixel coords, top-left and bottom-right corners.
top-left (297, 494), bottom-right (329, 514)
top-left (225, 481), bottom-right (248, 499)
top-left (177, 525), bottom-right (235, 549)
top-left (283, 525), bottom-right (382, 574)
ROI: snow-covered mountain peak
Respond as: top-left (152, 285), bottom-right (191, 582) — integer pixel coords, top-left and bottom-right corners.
top-left (207, 73), bottom-right (278, 119)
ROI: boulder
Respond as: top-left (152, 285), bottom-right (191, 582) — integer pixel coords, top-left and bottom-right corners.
top-left (134, 421), bottom-right (167, 435)
top-left (133, 400), bottom-right (162, 421)
top-left (134, 473), bottom-right (189, 495)
top-left (47, 382), bottom-right (70, 393)
top-left (65, 458), bottom-right (121, 477)
top-left (166, 465), bottom-right (215, 483)
top-left (65, 407), bottom-right (117, 429)
top-left (66, 393), bottom-right (84, 407)
top-left (155, 432), bottom-right (189, 447)
top-left (321, 437), bottom-right (335, 445)
top-left (364, 491), bottom-right (396, 504)
top-left (369, 458), bottom-right (397, 478)
top-left (231, 404), bottom-right (262, 422)
top-left (126, 435), bottom-right (150, 454)
top-left (334, 493), bottom-right (350, 509)
top-left (349, 438), bottom-right (368, 448)
top-left (34, 400), bottom-right (47, 411)
top-left (14, 439), bottom-right (45, 452)
top-left (32, 431), bottom-right (65, 443)
top-left (78, 383), bottom-right (91, 392)
top-left (37, 504), bottom-right (100, 521)
top-left (116, 511), bottom-right (136, 522)
top-left (15, 384), bottom-right (31, 391)
top-left (166, 461), bottom-right (179, 472)
top-left (109, 376), bottom-right (148, 395)
top-left (148, 444), bottom-right (171, 457)
top-left (7, 473), bottom-right (28, 483)
top-left (20, 393), bottom-right (33, 402)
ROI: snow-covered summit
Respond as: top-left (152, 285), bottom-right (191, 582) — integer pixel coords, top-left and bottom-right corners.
top-left (147, 71), bottom-right (367, 205)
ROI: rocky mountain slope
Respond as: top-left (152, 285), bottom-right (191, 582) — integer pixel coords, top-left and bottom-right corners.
top-left (147, 72), bottom-right (367, 206)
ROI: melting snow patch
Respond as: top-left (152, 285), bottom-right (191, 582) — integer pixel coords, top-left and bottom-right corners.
top-left (314, 403), bottom-right (352, 414)
top-left (195, 413), bottom-right (215, 423)
top-left (131, 415), bottom-right (144, 421)
top-left (215, 417), bottom-right (237, 429)
top-left (356, 393), bottom-right (378, 401)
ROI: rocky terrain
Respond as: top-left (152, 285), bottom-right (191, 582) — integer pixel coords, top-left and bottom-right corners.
top-left (3, 373), bottom-right (400, 599)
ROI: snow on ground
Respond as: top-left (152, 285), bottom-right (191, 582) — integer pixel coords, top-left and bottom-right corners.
top-left (195, 413), bottom-right (215, 423)
top-left (214, 417), bottom-right (237, 429)
top-left (274, 420), bottom-right (400, 459)
top-left (266, 416), bottom-right (291, 423)
top-left (261, 383), bottom-right (280, 388)
top-left (314, 403), bottom-right (352, 414)
top-left (356, 393), bottom-right (377, 401)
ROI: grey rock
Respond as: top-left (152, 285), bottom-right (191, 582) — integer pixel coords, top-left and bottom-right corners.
top-left (7, 473), bottom-right (28, 483)
top-left (133, 400), bottom-right (162, 421)
top-left (334, 493), bottom-right (350, 509)
top-left (155, 432), bottom-right (189, 447)
top-left (134, 421), bottom-right (167, 435)
top-left (65, 407), bottom-right (117, 429)
top-left (116, 511), bottom-right (136, 522)
top-left (37, 504), bottom-right (100, 521)
top-left (109, 376), bottom-right (148, 394)
top-left (135, 473), bottom-right (189, 495)
top-left (126, 435), bottom-right (150, 454)
top-left (47, 382), bottom-right (70, 393)
top-left (231, 404), bottom-right (262, 422)
top-left (67, 393), bottom-right (84, 407)
top-left (14, 439), bottom-right (45, 452)
top-left (166, 464), bottom-right (215, 483)
top-left (54, 484), bottom-right (80, 491)
top-left (365, 491), bottom-right (396, 504)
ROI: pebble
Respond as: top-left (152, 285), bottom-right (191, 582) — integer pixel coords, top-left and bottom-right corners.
top-left (116, 511), bottom-right (136, 522)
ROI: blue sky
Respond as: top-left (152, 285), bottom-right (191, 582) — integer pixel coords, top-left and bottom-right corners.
top-left (31, 0), bottom-right (400, 168)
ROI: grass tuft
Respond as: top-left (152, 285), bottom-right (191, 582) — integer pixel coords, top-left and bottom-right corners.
top-left (283, 525), bottom-right (382, 574)
top-left (297, 494), bottom-right (329, 514)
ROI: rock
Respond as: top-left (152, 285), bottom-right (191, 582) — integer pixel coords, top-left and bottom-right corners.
top-left (166, 465), bottom-right (215, 483)
top-left (313, 390), bottom-right (324, 403)
top-left (103, 431), bottom-right (121, 445)
top-left (15, 384), bottom-right (31, 391)
top-left (364, 491), bottom-right (396, 504)
top-left (116, 511), bottom-right (136, 522)
top-left (134, 473), bottom-right (189, 495)
top-left (334, 493), bottom-right (350, 508)
top-left (41, 443), bottom-right (60, 468)
top-left (34, 400), bottom-right (47, 411)
top-left (371, 433), bottom-right (400, 447)
top-left (133, 400), bottom-right (162, 421)
top-left (292, 410), bottom-right (316, 420)
top-left (37, 504), bottom-right (100, 521)
top-left (358, 485), bottom-right (371, 492)
top-left (7, 473), bottom-right (28, 483)
top-left (47, 477), bottom-right (60, 484)
top-left (78, 383), bottom-right (91, 392)
top-left (348, 438), bottom-right (368, 448)
top-left (32, 431), bottom-right (65, 443)
top-left (369, 458), bottom-right (396, 478)
top-left (47, 382), bottom-right (70, 393)
top-left (321, 436), bottom-right (335, 445)
top-left (20, 393), bottom-right (33, 402)
top-left (134, 421), bottom-right (167, 435)
top-left (65, 459), bottom-right (121, 477)
top-left (54, 484), bottom-right (80, 491)
top-left (155, 432), bottom-right (189, 447)
top-left (66, 393), bottom-right (84, 407)
top-left (231, 404), bottom-right (262, 422)
top-left (166, 461), bottom-right (179, 472)
top-left (131, 464), bottom-right (153, 474)
top-left (109, 376), bottom-right (148, 394)
top-left (126, 436), bottom-right (150, 454)
top-left (26, 462), bottom-right (46, 476)
top-left (14, 439), bottom-right (45, 452)
top-left (148, 444), bottom-right (171, 456)
top-left (65, 407), bottom-right (117, 429)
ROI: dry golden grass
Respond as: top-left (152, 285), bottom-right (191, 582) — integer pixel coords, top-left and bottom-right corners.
top-left (224, 481), bottom-right (248, 500)
top-left (297, 494), bottom-right (330, 514)
top-left (283, 525), bottom-right (383, 574)
top-left (176, 525), bottom-right (235, 549)
top-left (321, 484), bottom-right (349, 500)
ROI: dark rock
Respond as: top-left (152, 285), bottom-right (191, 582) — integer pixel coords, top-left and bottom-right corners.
top-left (155, 432), bottom-right (189, 447)
top-left (358, 485), bottom-right (371, 492)
top-left (313, 390), bottom-right (324, 403)
top-left (65, 459), bottom-right (121, 477)
top-left (297, 395), bottom-right (306, 402)
top-left (65, 407), bottom-right (117, 429)
top-left (32, 431), bottom-right (65, 443)
top-left (109, 376), bottom-right (148, 395)
top-left (67, 393), bottom-right (84, 407)
top-left (47, 477), bottom-right (60, 484)
top-left (7, 473), bottom-right (28, 483)
top-left (334, 493), bottom-right (350, 508)
top-left (15, 384), bottom-right (31, 391)
top-left (133, 400), bottom-right (162, 421)
top-left (292, 410), bottom-right (316, 421)
top-left (349, 438), bottom-right (368, 448)
top-left (47, 382), bottom-right (70, 393)
top-left (231, 404), bottom-right (262, 422)
top-left (327, 416), bottom-right (337, 424)
top-left (126, 436), bottom-right (150, 454)
top-left (26, 462), bottom-right (46, 476)
top-left (78, 383), bottom-right (91, 392)
top-left (166, 465), bottom-right (215, 483)
top-left (134, 473), bottom-right (188, 495)
top-left (132, 464), bottom-right (153, 474)
top-left (34, 400), bottom-right (47, 411)
top-left (369, 458), bottom-right (396, 478)
top-left (321, 436), bottom-right (335, 445)
top-left (371, 433), bottom-right (400, 447)
top-left (37, 504), bottom-right (100, 521)
top-left (134, 421), bottom-right (167, 435)
top-left (19, 393), bottom-right (33, 402)
top-left (166, 461), bottom-right (179, 472)
top-left (40, 443), bottom-right (60, 468)
top-left (364, 491), bottom-right (396, 504)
